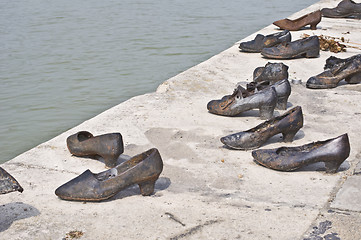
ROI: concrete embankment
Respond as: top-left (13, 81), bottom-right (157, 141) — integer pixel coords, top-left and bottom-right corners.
top-left (1, 0), bottom-right (361, 239)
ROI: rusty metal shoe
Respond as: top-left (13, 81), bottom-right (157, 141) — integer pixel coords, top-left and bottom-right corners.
top-left (253, 62), bottom-right (289, 84)
top-left (261, 35), bottom-right (320, 59)
top-left (321, 0), bottom-right (361, 19)
top-left (252, 133), bottom-right (350, 173)
top-left (55, 148), bottom-right (163, 201)
top-left (207, 86), bottom-right (277, 119)
top-left (246, 79), bottom-right (291, 110)
top-left (273, 10), bottom-right (322, 31)
top-left (0, 167), bottom-right (23, 194)
top-left (221, 106), bottom-right (303, 150)
top-left (239, 30), bottom-right (291, 53)
top-left (67, 131), bottom-right (124, 168)
top-left (324, 54), bottom-right (361, 84)
top-left (306, 54), bottom-right (361, 89)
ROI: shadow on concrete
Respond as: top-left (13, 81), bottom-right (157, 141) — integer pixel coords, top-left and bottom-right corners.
top-left (107, 177), bottom-right (171, 201)
top-left (0, 202), bottom-right (40, 232)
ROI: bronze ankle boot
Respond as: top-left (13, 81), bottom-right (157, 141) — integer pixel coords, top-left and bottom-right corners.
top-left (323, 54), bottom-right (361, 84)
top-left (0, 167), bottom-right (23, 194)
top-left (253, 62), bottom-right (289, 84)
top-left (252, 134), bottom-right (350, 173)
top-left (273, 10), bottom-right (322, 31)
top-left (221, 106), bottom-right (303, 150)
top-left (67, 131), bottom-right (124, 168)
top-left (307, 54), bottom-right (361, 89)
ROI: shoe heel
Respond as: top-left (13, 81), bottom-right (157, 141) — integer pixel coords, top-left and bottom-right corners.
top-left (259, 105), bottom-right (275, 120)
top-left (104, 157), bottom-right (117, 169)
top-left (138, 177), bottom-right (158, 196)
top-left (345, 72), bottom-right (361, 84)
top-left (305, 49), bottom-right (319, 58)
top-left (276, 97), bottom-right (288, 110)
top-left (324, 161), bottom-right (342, 173)
top-left (282, 129), bottom-right (298, 142)
top-left (310, 23), bottom-right (317, 30)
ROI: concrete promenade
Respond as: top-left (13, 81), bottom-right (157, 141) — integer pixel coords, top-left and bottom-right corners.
top-left (1, 0), bottom-right (361, 239)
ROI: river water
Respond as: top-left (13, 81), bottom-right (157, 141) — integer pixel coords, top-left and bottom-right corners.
top-left (0, 0), bottom-right (317, 163)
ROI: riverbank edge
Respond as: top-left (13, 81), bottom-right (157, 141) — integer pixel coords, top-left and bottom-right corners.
top-left (1, 0), bottom-right (361, 239)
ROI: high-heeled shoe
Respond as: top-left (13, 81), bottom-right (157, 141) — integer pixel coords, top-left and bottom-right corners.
top-left (55, 148), bottom-right (163, 201)
top-left (273, 10), bottom-right (322, 31)
top-left (307, 54), bottom-right (361, 89)
top-left (221, 106), bottom-right (303, 150)
top-left (239, 30), bottom-right (291, 53)
top-left (67, 131), bottom-right (124, 168)
top-left (261, 36), bottom-right (320, 59)
top-left (246, 79), bottom-right (291, 110)
top-left (252, 134), bottom-right (350, 173)
top-left (207, 86), bottom-right (277, 119)
top-left (0, 167), bottom-right (23, 194)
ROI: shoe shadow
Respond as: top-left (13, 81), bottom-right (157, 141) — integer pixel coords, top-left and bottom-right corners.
top-left (105, 177), bottom-right (171, 202)
top-left (0, 202), bottom-right (40, 232)
top-left (296, 160), bottom-right (350, 173)
top-left (253, 159), bottom-right (350, 173)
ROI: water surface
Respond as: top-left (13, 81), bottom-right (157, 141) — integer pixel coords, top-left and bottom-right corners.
top-left (0, 0), bottom-right (317, 163)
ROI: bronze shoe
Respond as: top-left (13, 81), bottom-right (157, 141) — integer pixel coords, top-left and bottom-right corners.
top-left (246, 79), bottom-right (291, 110)
top-left (221, 106), bottom-right (303, 150)
top-left (306, 54), bottom-right (361, 89)
top-left (207, 86), bottom-right (277, 119)
top-left (0, 167), bottom-right (23, 194)
top-left (253, 62), bottom-right (289, 84)
top-left (55, 148), bottom-right (163, 201)
top-left (67, 131), bottom-right (124, 168)
top-left (273, 10), bottom-right (322, 31)
top-left (324, 54), bottom-right (361, 84)
top-left (239, 30), bottom-right (291, 53)
top-left (252, 134), bottom-right (350, 173)
top-left (261, 36), bottom-right (320, 59)
top-left (322, 0), bottom-right (361, 19)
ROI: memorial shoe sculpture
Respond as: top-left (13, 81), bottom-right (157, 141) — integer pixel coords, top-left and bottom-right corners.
top-left (252, 62), bottom-right (289, 84)
top-left (67, 131), bottom-right (124, 168)
top-left (55, 148), bottom-right (163, 201)
top-left (207, 86), bottom-right (277, 120)
top-left (321, 0), bottom-right (361, 19)
top-left (252, 134), bottom-right (350, 173)
top-left (0, 167), bottom-right (23, 195)
top-left (221, 106), bottom-right (303, 150)
top-left (273, 10), bottom-right (322, 31)
top-left (245, 79), bottom-right (291, 110)
top-left (261, 35), bottom-right (320, 59)
top-left (306, 54), bottom-right (361, 88)
top-left (239, 30), bottom-right (291, 53)
top-left (323, 54), bottom-right (361, 84)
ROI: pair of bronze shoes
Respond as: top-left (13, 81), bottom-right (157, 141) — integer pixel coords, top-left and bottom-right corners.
top-left (221, 107), bottom-right (350, 173)
top-left (207, 62), bottom-right (291, 119)
top-left (307, 54), bottom-right (361, 89)
top-left (240, 31), bottom-right (320, 59)
top-left (55, 131), bottom-right (163, 201)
